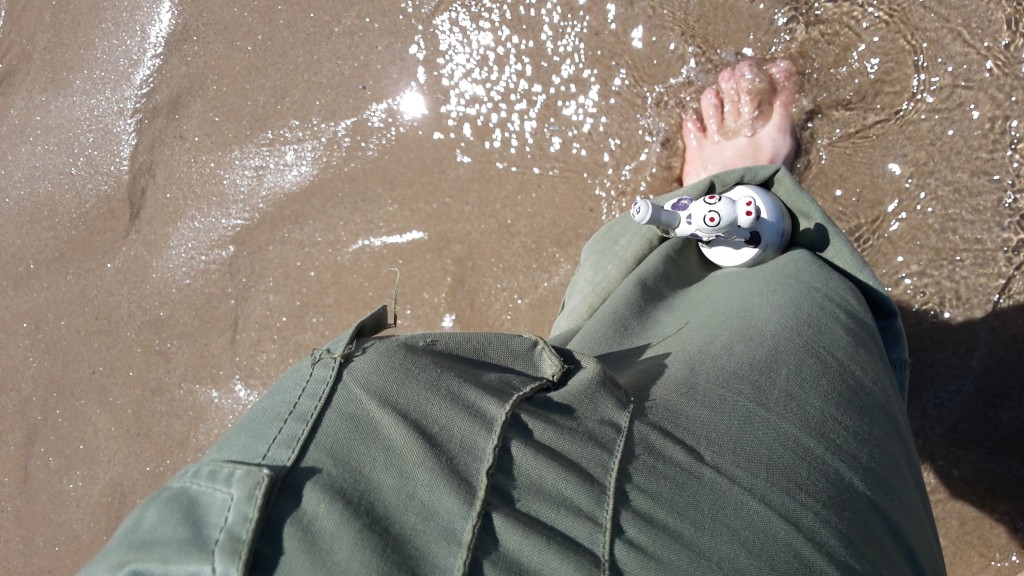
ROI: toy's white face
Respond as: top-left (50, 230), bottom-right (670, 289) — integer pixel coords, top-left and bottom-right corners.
top-left (657, 193), bottom-right (758, 242)
top-left (703, 210), bottom-right (722, 228)
top-left (691, 195), bottom-right (737, 235)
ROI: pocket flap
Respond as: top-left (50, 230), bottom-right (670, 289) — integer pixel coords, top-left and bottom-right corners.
top-left (80, 461), bottom-right (273, 576)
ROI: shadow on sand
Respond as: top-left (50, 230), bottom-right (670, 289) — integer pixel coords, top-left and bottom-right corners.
top-left (903, 303), bottom-right (1024, 543)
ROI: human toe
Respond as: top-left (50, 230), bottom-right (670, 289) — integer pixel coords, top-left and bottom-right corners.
top-left (734, 59), bottom-right (762, 80)
top-left (735, 62), bottom-right (773, 135)
top-left (717, 66), bottom-right (741, 129)
top-left (699, 86), bottom-right (724, 139)
top-left (766, 59), bottom-right (799, 108)
top-left (682, 112), bottom-right (707, 145)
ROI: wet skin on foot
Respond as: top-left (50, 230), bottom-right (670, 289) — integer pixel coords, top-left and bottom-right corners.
top-left (681, 59), bottom-right (800, 186)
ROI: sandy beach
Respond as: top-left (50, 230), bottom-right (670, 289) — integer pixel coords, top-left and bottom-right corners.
top-left (2, 0), bottom-right (1022, 573)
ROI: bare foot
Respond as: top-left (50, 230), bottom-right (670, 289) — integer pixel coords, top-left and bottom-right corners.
top-left (680, 59), bottom-right (800, 186)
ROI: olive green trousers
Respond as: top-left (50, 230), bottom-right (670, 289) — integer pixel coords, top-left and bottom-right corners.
top-left (81, 166), bottom-right (945, 575)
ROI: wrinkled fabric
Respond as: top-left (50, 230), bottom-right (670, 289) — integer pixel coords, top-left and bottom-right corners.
top-left (80, 166), bottom-right (945, 575)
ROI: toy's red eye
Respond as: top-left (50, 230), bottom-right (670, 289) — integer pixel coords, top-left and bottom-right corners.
top-left (745, 210), bottom-right (753, 217)
top-left (704, 210), bottom-right (721, 227)
top-left (745, 200), bottom-right (754, 207)
top-left (704, 195), bottom-right (721, 204)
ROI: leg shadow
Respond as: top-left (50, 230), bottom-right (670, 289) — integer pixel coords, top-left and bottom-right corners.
top-left (903, 303), bottom-right (1024, 542)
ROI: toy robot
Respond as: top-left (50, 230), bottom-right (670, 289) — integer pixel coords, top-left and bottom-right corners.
top-left (629, 184), bottom-right (792, 268)
top-left (631, 193), bottom-right (762, 246)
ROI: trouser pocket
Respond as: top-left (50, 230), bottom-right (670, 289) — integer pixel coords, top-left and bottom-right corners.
top-left (80, 461), bottom-right (273, 576)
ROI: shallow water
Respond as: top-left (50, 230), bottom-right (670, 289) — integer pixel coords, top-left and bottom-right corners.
top-left (2, 0), bottom-right (1022, 573)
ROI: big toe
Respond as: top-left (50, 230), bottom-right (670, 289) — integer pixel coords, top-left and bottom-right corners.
top-left (734, 61), bottom-right (774, 136)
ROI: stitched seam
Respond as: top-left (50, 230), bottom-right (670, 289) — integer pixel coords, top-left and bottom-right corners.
top-left (258, 339), bottom-right (359, 466)
top-left (526, 334), bottom-right (568, 382)
top-left (210, 488), bottom-right (234, 576)
top-left (256, 348), bottom-right (319, 463)
top-left (457, 378), bottom-right (551, 576)
top-left (280, 355), bottom-right (342, 466)
top-left (234, 474), bottom-right (269, 575)
top-left (258, 349), bottom-right (328, 466)
top-left (601, 397), bottom-right (634, 576)
top-left (166, 479), bottom-right (236, 576)
top-left (167, 480), bottom-right (235, 494)
top-left (171, 471), bottom-right (270, 576)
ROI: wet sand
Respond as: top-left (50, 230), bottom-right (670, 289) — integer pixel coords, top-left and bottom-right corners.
top-left (2, 0), bottom-right (1022, 573)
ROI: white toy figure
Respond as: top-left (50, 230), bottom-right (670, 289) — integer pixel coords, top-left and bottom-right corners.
top-left (629, 184), bottom-right (792, 268)
top-left (631, 193), bottom-right (761, 245)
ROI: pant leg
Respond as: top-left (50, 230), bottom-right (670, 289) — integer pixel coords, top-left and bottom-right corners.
top-left (551, 165), bottom-right (943, 574)
top-left (565, 243), bottom-right (944, 574)
top-left (79, 307), bottom-right (395, 576)
top-left (81, 312), bottom-right (638, 576)
top-left (81, 166), bottom-right (943, 575)
top-left (551, 165), bottom-right (910, 402)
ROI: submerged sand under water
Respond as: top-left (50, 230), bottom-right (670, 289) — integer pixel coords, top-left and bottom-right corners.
top-left (1, 0), bottom-right (1022, 573)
